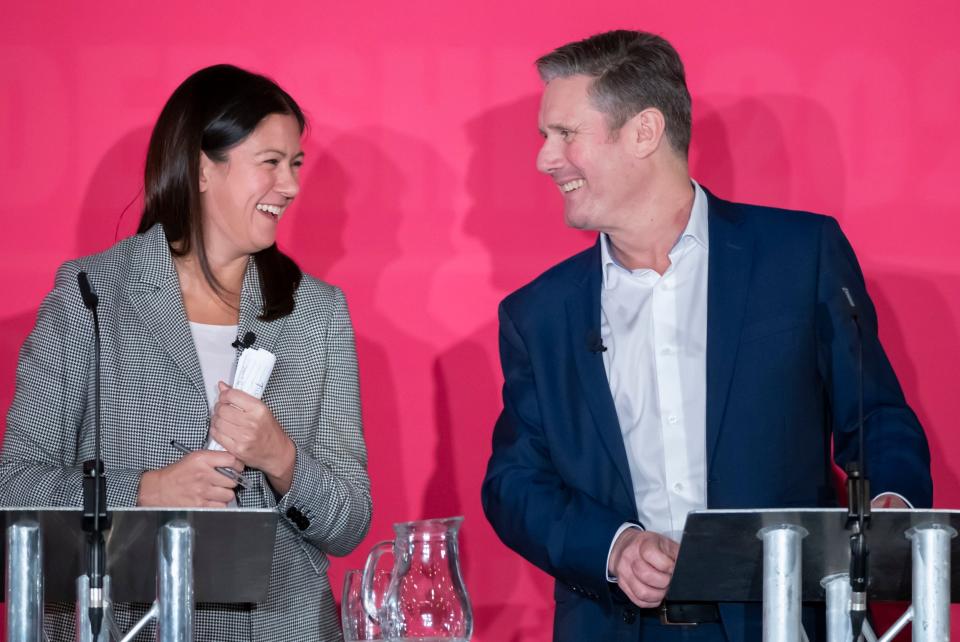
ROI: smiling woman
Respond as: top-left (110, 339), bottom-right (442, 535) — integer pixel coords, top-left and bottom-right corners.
top-left (0, 64), bottom-right (372, 641)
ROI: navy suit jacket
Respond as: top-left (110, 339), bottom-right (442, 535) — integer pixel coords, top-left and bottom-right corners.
top-left (481, 189), bottom-right (932, 641)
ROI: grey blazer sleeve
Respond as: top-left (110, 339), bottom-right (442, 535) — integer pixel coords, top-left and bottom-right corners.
top-left (1, 261), bottom-right (143, 507)
top-left (274, 286), bottom-right (372, 556)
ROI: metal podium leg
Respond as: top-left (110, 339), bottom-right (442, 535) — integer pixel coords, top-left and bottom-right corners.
top-left (157, 521), bottom-right (194, 642)
top-left (6, 522), bottom-right (42, 642)
top-left (906, 523), bottom-right (955, 642)
top-left (759, 525), bottom-right (807, 642)
top-left (821, 573), bottom-right (853, 642)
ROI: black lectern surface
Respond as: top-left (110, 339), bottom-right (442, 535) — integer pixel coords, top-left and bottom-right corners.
top-left (666, 508), bottom-right (959, 603)
top-left (2, 507), bottom-right (277, 603)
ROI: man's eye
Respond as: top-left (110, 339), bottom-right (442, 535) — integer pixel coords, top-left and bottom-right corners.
top-left (264, 159), bottom-right (280, 166)
top-left (560, 129), bottom-right (573, 139)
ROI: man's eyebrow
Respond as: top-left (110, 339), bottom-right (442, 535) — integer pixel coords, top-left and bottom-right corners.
top-left (544, 123), bottom-right (574, 133)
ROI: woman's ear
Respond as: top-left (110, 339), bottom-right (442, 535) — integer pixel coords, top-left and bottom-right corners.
top-left (198, 152), bottom-right (212, 193)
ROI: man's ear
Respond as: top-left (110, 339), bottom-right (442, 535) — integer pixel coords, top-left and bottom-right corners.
top-left (625, 108), bottom-right (667, 159)
top-left (198, 152), bottom-right (213, 193)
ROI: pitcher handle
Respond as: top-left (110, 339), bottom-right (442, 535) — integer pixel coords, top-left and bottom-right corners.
top-left (361, 539), bottom-right (393, 624)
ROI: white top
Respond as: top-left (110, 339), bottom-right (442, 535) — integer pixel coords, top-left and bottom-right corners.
top-left (188, 322), bottom-right (238, 414)
top-left (601, 181), bottom-right (710, 543)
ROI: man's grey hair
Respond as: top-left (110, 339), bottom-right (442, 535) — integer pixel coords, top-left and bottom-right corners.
top-left (536, 30), bottom-right (692, 157)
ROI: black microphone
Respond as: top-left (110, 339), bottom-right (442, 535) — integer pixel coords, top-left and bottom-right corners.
top-left (232, 331), bottom-right (256, 350)
top-left (586, 330), bottom-right (607, 354)
top-left (842, 285), bottom-right (870, 640)
top-left (77, 271), bottom-right (110, 638)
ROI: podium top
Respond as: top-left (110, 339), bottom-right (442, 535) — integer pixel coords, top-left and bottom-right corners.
top-left (3, 507), bottom-right (278, 603)
top-left (667, 508), bottom-right (959, 603)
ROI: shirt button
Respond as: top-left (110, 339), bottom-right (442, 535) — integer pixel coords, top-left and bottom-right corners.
top-left (674, 483), bottom-right (684, 492)
top-left (667, 415), bottom-right (679, 424)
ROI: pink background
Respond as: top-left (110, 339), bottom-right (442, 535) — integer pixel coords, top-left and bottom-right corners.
top-left (2, 1), bottom-right (959, 639)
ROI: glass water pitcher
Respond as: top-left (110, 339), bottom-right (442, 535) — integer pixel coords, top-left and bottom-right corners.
top-left (361, 517), bottom-right (473, 641)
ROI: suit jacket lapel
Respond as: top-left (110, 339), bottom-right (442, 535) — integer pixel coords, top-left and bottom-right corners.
top-left (566, 242), bottom-right (636, 507)
top-left (126, 224), bottom-right (207, 404)
top-left (705, 192), bottom-right (754, 472)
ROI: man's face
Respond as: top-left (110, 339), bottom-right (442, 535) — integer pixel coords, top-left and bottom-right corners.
top-left (536, 75), bottom-right (640, 231)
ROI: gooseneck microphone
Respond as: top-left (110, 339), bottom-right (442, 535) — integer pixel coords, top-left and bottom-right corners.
top-left (841, 286), bottom-right (870, 641)
top-left (77, 271), bottom-right (111, 639)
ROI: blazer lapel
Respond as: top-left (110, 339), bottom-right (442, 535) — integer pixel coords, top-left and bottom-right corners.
top-left (566, 243), bottom-right (635, 507)
top-left (126, 224), bottom-right (207, 403)
top-left (236, 257), bottom-right (287, 366)
top-left (705, 192), bottom-right (754, 472)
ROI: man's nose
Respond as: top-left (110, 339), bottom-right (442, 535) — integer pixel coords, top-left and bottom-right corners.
top-left (536, 137), bottom-right (562, 175)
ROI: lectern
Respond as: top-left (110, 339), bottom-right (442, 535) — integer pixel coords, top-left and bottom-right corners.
top-left (3, 507), bottom-right (277, 642)
top-left (667, 509), bottom-right (957, 642)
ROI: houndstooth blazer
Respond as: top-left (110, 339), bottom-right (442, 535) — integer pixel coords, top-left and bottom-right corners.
top-left (1, 223), bottom-right (372, 641)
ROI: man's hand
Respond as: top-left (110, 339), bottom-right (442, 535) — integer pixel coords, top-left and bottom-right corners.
top-left (871, 493), bottom-right (909, 509)
top-left (608, 529), bottom-right (680, 608)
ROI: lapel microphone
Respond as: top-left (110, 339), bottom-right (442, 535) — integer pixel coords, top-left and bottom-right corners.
top-left (586, 330), bottom-right (607, 353)
top-left (232, 331), bottom-right (256, 350)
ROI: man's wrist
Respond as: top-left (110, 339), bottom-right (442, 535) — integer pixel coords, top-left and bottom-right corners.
top-left (606, 522), bottom-right (644, 582)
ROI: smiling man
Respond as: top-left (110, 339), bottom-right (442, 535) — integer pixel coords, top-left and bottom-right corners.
top-left (481, 30), bottom-right (932, 642)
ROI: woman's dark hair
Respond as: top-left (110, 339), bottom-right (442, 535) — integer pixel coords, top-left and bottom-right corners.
top-left (138, 64), bottom-right (305, 321)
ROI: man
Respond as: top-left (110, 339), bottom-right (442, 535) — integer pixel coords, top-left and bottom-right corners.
top-left (481, 30), bottom-right (932, 641)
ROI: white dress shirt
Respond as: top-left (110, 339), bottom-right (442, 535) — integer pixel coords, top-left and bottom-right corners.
top-left (601, 181), bottom-right (710, 545)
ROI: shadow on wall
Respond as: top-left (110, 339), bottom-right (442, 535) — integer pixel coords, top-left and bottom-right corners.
top-left (429, 95), bottom-right (601, 640)
top-left (462, 94), bottom-right (594, 292)
top-left (692, 94), bottom-right (847, 218)
top-left (287, 126), bottom-right (474, 598)
top-left (867, 272), bottom-right (960, 502)
top-left (1, 127), bottom-right (150, 438)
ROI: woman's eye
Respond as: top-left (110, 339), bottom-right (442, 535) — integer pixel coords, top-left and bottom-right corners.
top-left (264, 159), bottom-right (280, 166)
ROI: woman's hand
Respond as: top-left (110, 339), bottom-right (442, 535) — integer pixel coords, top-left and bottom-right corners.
top-left (138, 450), bottom-right (244, 507)
top-left (210, 382), bottom-right (296, 494)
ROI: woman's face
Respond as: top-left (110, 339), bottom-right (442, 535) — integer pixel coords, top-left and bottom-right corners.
top-left (199, 113), bottom-right (303, 261)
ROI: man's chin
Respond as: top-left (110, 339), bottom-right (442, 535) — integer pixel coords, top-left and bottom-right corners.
top-left (563, 209), bottom-right (592, 231)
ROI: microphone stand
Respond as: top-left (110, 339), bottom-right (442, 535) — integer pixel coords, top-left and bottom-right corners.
top-left (78, 272), bottom-right (112, 640)
top-left (842, 287), bottom-right (870, 641)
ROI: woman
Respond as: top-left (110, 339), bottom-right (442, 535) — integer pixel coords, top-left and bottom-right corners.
top-left (1, 64), bottom-right (371, 640)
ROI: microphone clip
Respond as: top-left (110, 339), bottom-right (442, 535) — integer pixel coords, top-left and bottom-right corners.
top-left (845, 462), bottom-right (872, 530)
top-left (586, 331), bottom-right (607, 354)
top-left (232, 331), bottom-right (257, 351)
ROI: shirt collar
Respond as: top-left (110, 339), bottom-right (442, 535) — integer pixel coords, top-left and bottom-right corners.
top-left (601, 180), bottom-right (709, 289)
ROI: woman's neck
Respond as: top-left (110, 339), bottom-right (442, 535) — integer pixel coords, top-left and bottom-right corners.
top-left (173, 250), bottom-right (248, 325)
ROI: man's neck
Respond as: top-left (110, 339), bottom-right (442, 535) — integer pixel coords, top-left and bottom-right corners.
top-left (605, 173), bottom-right (695, 274)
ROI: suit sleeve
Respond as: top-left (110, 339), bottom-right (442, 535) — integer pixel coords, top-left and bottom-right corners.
top-left (274, 286), bottom-right (372, 556)
top-left (0, 262), bottom-right (144, 508)
top-left (482, 302), bottom-right (630, 601)
top-left (815, 217), bottom-right (932, 506)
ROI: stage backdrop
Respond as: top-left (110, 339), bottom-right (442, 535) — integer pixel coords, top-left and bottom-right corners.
top-left (2, 1), bottom-right (958, 639)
